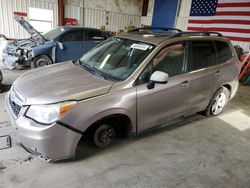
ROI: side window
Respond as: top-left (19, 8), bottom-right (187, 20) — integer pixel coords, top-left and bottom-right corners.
top-left (85, 30), bottom-right (104, 41)
top-left (216, 41), bottom-right (233, 64)
top-left (153, 43), bottom-right (187, 77)
top-left (137, 42), bottom-right (187, 85)
top-left (191, 41), bottom-right (216, 70)
top-left (59, 30), bottom-right (83, 42)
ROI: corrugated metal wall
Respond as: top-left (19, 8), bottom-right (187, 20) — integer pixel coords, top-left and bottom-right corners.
top-left (83, 8), bottom-right (106, 29)
top-left (66, 7), bottom-right (143, 32)
top-left (0, 0), bottom-right (153, 38)
top-left (0, 0), bottom-right (58, 39)
top-left (0, 0), bottom-right (29, 39)
top-left (176, 0), bottom-right (249, 51)
top-left (64, 4), bottom-right (80, 22)
top-left (141, 16), bottom-right (152, 26)
top-left (108, 11), bottom-right (141, 31)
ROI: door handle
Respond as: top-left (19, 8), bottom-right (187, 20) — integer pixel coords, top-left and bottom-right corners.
top-left (215, 70), bottom-right (221, 77)
top-left (181, 80), bottom-right (190, 87)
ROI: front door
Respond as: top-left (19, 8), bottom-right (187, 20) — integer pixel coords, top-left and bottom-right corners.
top-left (56, 30), bottom-right (85, 62)
top-left (136, 42), bottom-right (191, 132)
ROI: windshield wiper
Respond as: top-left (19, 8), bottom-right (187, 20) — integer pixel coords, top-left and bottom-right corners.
top-left (91, 66), bottom-right (122, 81)
top-left (81, 63), bottom-right (105, 79)
top-left (91, 66), bottom-right (106, 79)
top-left (79, 60), bottom-right (121, 81)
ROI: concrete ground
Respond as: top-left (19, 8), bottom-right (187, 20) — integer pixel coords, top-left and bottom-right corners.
top-left (0, 68), bottom-right (250, 188)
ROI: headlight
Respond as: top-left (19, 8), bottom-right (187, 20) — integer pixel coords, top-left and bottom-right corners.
top-left (25, 101), bottom-right (77, 125)
top-left (16, 49), bottom-right (22, 56)
top-left (27, 50), bottom-right (33, 58)
top-left (22, 49), bottom-right (28, 57)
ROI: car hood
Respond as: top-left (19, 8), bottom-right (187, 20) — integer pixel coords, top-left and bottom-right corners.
top-left (13, 62), bottom-right (114, 105)
top-left (14, 15), bottom-right (45, 42)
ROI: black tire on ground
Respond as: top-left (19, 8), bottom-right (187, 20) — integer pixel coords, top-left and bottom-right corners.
top-left (205, 86), bottom-right (230, 117)
top-left (93, 124), bottom-right (115, 148)
top-left (31, 55), bottom-right (52, 69)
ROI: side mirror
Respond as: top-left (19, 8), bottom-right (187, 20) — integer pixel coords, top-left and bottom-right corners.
top-left (57, 42), bottom-right (64, 50)
top-left (147, 71), bottom-right (169, 89)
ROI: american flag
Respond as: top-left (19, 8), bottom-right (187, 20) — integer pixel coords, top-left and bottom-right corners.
top-left (187, 0), bottom-right (250, 42)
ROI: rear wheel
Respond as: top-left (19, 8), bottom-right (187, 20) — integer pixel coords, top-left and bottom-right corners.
top-left (205, 86), bottom-right (230, 116)
top-left (93, 124), bottom-right (115, 148)
top-left (31, 55), bottom-right (52, 69)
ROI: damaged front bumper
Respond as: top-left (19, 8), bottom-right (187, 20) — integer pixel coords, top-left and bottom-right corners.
top-left (5, 92), bottom-right (82, 162)
top-left (2, 53), bottom-right (32, 70)
top-left (2, 54), bottom-right (19, 70)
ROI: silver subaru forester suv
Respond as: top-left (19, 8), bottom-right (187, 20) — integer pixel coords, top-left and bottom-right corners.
top-left (5, 28), bottom-right (240, 162)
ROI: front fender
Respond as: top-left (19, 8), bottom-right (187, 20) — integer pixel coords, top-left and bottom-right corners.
top-left (84, 107), bottom-right (134, 130)
top-left (60, 87), bottom-right (137, 134)
top-left (32, 40), bottom-right (55, 58)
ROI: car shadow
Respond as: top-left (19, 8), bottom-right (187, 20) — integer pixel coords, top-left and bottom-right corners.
top-left (0, 84), bottom-right (11, 93)
top-left (55, 113), bottom-right (207, 163)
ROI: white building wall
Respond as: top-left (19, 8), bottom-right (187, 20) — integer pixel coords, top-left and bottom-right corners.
top-left (0, 0), bottom-right (58, 39)
top-left (65, 0), bottom-right (152, 32)
top-left (64, 4), bottom-right (80, 22)
top-left (65, 4), bottom-right (142, 32)
top-left (83, 8), bottom-right (106, 29)
top-left (141, 0), bottom-right (154, 26)
top-left (176, 0), bottom-right (249, 51)
top-left (140, 16), bottom-right (152, 26)
top-left (0, 0), bottom-right (155, 38)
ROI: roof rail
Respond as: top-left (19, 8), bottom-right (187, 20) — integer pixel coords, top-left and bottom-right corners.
top-left (169, 31), bottom-right (223, 39)
top-left (129, 27), bottom-right (182, 33)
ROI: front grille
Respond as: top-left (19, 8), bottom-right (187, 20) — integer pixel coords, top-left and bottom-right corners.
top-left (9, 95), bottom-right (22, 117)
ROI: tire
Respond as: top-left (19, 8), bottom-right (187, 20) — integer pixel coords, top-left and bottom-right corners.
top-left (205, 86), bottom-right (230, 116)
top-left (93, 124), bottom-right (115, 148)
top-left (31, 55), bottom-right (52, 69)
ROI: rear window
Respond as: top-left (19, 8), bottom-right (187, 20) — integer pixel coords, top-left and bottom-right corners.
top-left (191, 41), bottom-right (216, 70)
top-left (59, 30), bottom-right (83, 42)
top-left (215, 41), bottom-right (233, 64)
top-left (85, 30), bottom-right (104, 41)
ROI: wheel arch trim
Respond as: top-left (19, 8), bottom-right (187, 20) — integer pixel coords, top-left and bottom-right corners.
top-left (80, 108), bottom-right (135, 134)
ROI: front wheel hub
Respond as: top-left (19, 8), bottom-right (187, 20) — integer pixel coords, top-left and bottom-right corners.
top-left (94, 125), bottom-right (115, 148)
top-left (99, 128), bottom-right (114, 143)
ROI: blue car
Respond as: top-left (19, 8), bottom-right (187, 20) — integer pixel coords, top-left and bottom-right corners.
top-left (3, 16), bottom-right (109, 69)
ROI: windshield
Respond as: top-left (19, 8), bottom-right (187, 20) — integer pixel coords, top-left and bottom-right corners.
top-left (79, 37), bottom-right (154, 81)
top-left (43, 28), bottom-right (64, 40)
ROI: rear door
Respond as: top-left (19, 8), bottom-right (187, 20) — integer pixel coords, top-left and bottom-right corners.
top-left (56, 29), bottom-right (84, 62)
top-left (136, 42), bottom-right (191, 132)
top-left (83, 29), bottom-right (105, 53)
top-left (187, 40), bottom-right (220, 115)
top-left (215, 40), bottom-right (236, 83)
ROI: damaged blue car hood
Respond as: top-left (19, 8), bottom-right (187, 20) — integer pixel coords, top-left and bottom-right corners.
top-left (14, 15), bottom-right (46, 42)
